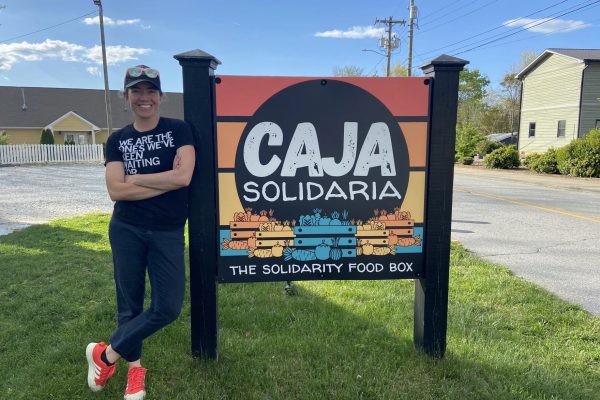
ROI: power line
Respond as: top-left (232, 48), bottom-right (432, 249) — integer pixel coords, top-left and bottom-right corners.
top-left (419, 0), bottom-right (480, 27)
top-left (419, 0), bottom-right (500, 34)
top-left (368, 55), bottom-right (387, 76)
top-left (418, 0), bottom-right (469, 21)
top-left (453, 0), bottom-right (600, 56)
top-left (0, 10), bottom-right (97, 44)
top-left (413, 0), bottom-right (569, 61)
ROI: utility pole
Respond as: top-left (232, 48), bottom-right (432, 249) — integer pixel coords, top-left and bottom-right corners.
top-left (407, 0), bottom-right (417, 76)
top-left (375, 16), bottom-right (405, 77)
top-left (93, 0), bottom-right (112, 143)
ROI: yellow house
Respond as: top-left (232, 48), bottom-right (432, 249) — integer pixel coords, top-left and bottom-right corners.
top-left (0, 86), bottom-right (183, 144)
top-left (517, 48), bottom-right (600, 154)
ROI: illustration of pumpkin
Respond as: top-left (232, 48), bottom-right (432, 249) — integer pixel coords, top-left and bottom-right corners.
top-left (315, 240), bottom-right (331, 260)
top-left (360, 239), bottom-right (374, 255)
top-left (271, 242), bottom-right (284, 257)
top-left (258, 210), bottom-right (269, 222)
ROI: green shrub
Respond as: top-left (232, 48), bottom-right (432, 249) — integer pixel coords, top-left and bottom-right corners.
top-left (484, 145), bottom-right (520, 169)
top-left (455, 124), bottom-right (484, 158)
top-left (522, 153), bottom-right (541, 168)
top-left (40, 128), bottom-right (54, 144)
top-left (459, 156), bottom-right (474, 165)
top-left (555, 129), bottom-right (600, 177)
top-left (476, 139), bottom-right (503, 156)
top-left (0, 130), bottom-right (9, 145)
top-left (525, 149), bottom-right (558, 174)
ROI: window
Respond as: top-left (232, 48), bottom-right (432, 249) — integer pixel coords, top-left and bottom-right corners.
top-left (595, 119), bottom-right (600, 129)
top-left (557, 120), bottom-right (566, 137)
top-left (528, 122), bottom-right (536, 137)
top-left (64, 132), bottom-right (87, 145)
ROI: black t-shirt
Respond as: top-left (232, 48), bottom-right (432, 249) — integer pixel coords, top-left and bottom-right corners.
top-left (105, 117), bottom-right (195, 230)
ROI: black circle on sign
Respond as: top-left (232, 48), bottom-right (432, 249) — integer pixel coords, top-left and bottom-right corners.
top-left (234, 79), bottom-right (410, 222)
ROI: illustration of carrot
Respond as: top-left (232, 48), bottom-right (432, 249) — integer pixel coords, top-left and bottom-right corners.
top-left (372, 246), bottom-right (396, 256)
top-left (222, 238), bottom-right (249, 250)
top-left (283, 247), bottom-right (317, 261)
top-left (249, 248), bottom-right (273, 258)
top-left (396, 235), bottom-right (422, 246)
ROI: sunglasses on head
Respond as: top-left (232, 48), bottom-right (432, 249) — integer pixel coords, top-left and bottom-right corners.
top-left (126, 66), bottom-right (160, 79)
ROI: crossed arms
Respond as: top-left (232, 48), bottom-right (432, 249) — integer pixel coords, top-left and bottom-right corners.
top-left (105, 145), bottom-right (195, 201)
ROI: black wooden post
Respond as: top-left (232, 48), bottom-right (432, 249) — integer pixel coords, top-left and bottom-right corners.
top-left (174, 49), bottom-right (221, 359)
top-left (414, 55), bottom-right (468, 358)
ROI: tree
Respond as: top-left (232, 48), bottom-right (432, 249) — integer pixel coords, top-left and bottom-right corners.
top-left (333, 65), bottom-right (364, 77)
top-left (458, 67), bottom-right (490, 103)
top-left (456, 68), bottom-right (490, 130)
top-left (455, 124), bottom-right (485, 158)
top-left (40, 128), bottom-right (54, 144)
top-left (500, 51), bottom-right (537, 132)
top-left (388, 63), bottom-right (409, 77)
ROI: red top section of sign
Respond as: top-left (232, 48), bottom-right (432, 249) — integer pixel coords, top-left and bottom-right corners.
top-left (215, 76), bottom-right (430, 117)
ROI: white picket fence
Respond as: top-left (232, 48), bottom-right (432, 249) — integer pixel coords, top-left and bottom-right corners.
top-left (0, 144), bottom-right (104, 165)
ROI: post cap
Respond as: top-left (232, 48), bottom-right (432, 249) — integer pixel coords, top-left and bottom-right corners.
top-left (174, 49), bottom-right (221, 68)
top-left (420, 54), bottom-right (468, 74)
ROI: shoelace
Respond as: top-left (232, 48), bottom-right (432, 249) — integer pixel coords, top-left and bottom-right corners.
top-left (126, 367), bottom-right (146, 393)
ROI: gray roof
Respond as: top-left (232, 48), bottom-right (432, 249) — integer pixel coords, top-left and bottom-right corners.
top-left (0, 86), bottom-right (183, 129)
top-left (548, 48), bottom-right (600, 61)
top-left (517, 48), bottom-right (600, 80)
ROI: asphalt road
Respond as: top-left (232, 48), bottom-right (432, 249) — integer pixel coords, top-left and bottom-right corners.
top-left (452, 165), bottom-right (600, 316)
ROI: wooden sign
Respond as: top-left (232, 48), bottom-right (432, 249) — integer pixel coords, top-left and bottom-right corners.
top-left (215, 77), bottom-right (430, 282)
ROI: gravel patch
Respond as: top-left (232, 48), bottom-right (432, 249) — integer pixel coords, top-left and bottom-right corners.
top-left (0, 163), bottom-right (114, 235)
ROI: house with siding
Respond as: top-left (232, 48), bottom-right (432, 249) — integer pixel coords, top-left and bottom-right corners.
top-left (517, 48), bottom-right (600, 154)
top-left (0, 87), bottom-right (183, 144)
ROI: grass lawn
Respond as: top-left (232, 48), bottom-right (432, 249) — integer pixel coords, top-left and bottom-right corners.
top-left (1, 214), bottom-right (599, 399)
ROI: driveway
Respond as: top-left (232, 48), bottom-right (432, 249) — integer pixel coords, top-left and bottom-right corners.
top-left (0, 164), bottom-right (113, 235)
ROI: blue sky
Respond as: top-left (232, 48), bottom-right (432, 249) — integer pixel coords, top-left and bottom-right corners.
top-left (0, 0), bottom-right (598, 92)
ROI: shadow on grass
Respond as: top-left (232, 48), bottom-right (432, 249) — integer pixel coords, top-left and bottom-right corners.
top-left (1, 218), bottom-right (599, 399)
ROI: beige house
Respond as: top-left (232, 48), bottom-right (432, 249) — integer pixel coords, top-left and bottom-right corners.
top-left (0, 87), bottom-right (183, 144)
top-left (517, 48), bottom-right (600, 154)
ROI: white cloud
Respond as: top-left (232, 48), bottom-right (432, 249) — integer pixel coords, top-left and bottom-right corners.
top-left (84, 45), bottom-right (151, 65)
top-left (86, 66), bottom-right (100, 77)
top-left (0, 39), bottom-right (84, 70)
top-left (0, 39), bottom-right (150, 70)
top-left (503, 18), bottom-right (591, 33)
top-left (315, 26), bottom-right (384, 39)
top-left (83, 16), bottom-right (144, 27)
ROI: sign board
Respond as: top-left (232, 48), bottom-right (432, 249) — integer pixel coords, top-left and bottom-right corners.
top-left (175, 49), bottom-right (466, 359)
top-left (215, 76), bottom-right (430, 283)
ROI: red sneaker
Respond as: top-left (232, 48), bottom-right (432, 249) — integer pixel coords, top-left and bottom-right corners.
top-left (85, 342), bottom-right (116, 392)
top-left (124, 367), bottom-right (147, 400)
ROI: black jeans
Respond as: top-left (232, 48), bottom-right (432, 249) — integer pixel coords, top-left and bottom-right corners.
top-left (108, 217), bottom-right (185, 362)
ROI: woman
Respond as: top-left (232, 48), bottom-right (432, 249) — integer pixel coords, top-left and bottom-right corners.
top-left (86, 65), bottom-right (195, 400)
